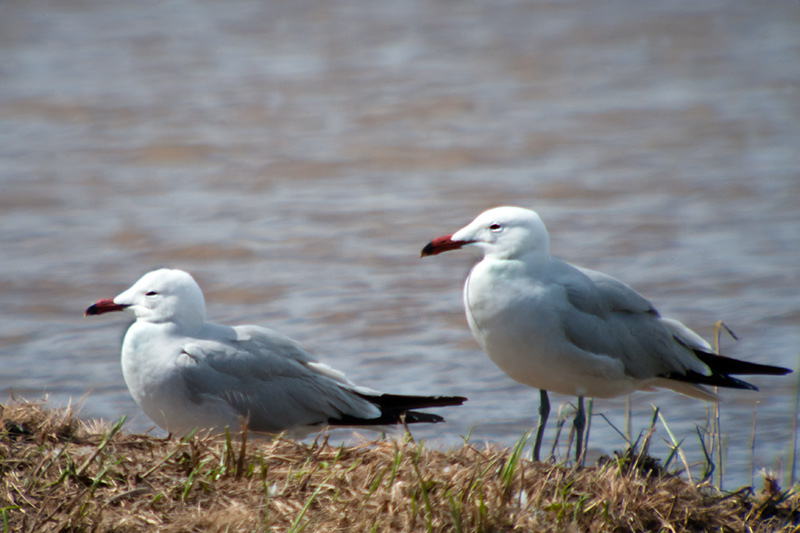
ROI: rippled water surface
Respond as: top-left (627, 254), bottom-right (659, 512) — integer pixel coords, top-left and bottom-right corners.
top-left (2, 0), bottom-right (799, 487)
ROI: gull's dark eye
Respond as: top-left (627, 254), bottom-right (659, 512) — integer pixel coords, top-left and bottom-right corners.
top-left (146, 291), bottom-right (158, 297)
top-left (489, 223), bottom-right (502, 232)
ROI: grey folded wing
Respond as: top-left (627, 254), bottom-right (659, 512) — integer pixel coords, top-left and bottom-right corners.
top-left (178, 324), bottom-right (380, 433)
top-left (560, 263), bottom-right (710, 380)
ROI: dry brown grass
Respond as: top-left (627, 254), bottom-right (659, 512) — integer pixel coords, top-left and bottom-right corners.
top-left (1, 400), bottom-right (798, 532)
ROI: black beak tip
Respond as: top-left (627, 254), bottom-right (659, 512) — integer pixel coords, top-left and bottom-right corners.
top-left (84, 304), bottom-right (99, 317)
top-left (420, 241), bottom-right (435, 258)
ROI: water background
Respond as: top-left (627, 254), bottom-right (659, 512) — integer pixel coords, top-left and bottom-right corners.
top-left (1, 0), bottom-right (799, 488)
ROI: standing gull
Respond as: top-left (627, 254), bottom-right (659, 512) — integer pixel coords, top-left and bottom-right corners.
top-left (85, 268), bottom-right (465, 437)
top-left (421, 206), bottom-right (790, 462)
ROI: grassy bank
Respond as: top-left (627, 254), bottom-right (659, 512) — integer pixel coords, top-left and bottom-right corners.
top-left (0, 401), bottom-right (798, 532)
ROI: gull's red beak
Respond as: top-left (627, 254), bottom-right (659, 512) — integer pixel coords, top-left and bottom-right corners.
top-left (420, 234), bottom-right (472, 257)
top-left (85, 298), bottom-right (128, 317)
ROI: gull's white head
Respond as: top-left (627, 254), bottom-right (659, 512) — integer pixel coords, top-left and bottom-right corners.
top-left (421, 206), bottom-right (550, 261)
top-left (86, 268), bottom-right (207, 332)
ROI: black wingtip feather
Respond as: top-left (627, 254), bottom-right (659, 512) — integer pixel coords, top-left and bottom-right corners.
top-left (358, 393), bottom-right (467, 410)
top-left (662, 342), bottom-right (792, 390)
top-left (690, 348), bottom-right (792, 377)
top-left (327, 393), bottom-right (466, 427)
top-left (663, 369), bottom-right (760, 391)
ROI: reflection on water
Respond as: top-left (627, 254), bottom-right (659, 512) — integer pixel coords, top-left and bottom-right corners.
top-left (1, 1), bottom-right (798, 487)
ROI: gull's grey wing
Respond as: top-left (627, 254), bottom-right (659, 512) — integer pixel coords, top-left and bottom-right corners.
top-left (568, 264), bottom-right (657, 316)
top-left (558, 261), bottom-right (710, 379)
top-left (178, 323), bottom-right (380, 433)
